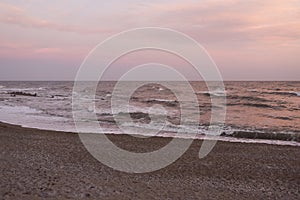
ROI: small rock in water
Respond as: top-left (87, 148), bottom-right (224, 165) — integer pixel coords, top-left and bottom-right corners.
top-left (8, 91), bottom-right (37, 97)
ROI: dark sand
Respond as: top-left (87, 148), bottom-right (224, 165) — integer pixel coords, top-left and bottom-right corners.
top-left (0, 122), bottom-right (299, 199)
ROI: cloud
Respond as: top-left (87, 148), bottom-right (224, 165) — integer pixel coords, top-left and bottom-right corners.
top-left (1, 0), bottom-right (299, 60)
top-left (1, 0), bottom-right (299, 45)
top-left (0, 2), bottom-right (113, 34)
top-left (128, 0), bottom-right (300, 46)
top-left (0, 41), bottom-right (87, 60)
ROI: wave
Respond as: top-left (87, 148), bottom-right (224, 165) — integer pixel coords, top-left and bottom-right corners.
top-left (0, 104), bottom-right (299, 146)
top-left (291, 92), bottom-right (300, 97)
top-left (222, 130), bottom-right (300, 142)
top-left (49, 94), bottom-right (72, 100)
top-left (227, 102), bottom-right (282, 109)
top-left (195, 90), bottom-right (226, 97)
top-left (150, 85), bottom-right (168, 91)
top-left (265, 115), bottom-right (293, 121)
top-left (117, 111), bottom-right (151, 121)
top-left (98, 111), bottom-right (173, 122)
top-left (104, 118), bottom-right (300, 144)
top-left (247, 89), bottom-right (300, 97)
top-left (118, 120), bottom-right (200, 135)
top-left (242, 103), bottom-right (274, 108)
top-left (0, 105), bottom-right (42, 114)
top-left (262, 90), bottom-right (300, 97)
top-left (1, 87), bottom-right (45, 91)
top-left (146, 99), bottom-right (179, 107)
top-left (227, 95), bottom-right (268, 102)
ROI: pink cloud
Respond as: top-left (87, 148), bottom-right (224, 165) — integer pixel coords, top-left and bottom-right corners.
top-left (0, 2), bottom-right (113, 34)
top-left (128, 0), bottom-right (300, 46)
top-left (0, 41), bottom-right (87, 61)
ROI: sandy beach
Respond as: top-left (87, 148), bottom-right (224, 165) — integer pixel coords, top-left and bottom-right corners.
top-left (0, 122), bottom-right (299, 199)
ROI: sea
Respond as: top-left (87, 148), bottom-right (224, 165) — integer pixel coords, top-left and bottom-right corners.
top-left (0, 81), bottom-right (299, 146)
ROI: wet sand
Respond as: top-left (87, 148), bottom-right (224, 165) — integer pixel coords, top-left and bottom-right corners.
top-left (0, 122), bottom-right (299, 199)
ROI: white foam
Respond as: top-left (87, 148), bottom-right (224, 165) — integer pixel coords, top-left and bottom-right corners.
top-left (195, 90), bottom-right (226, 97)
top-left (0, 87), bottom-right (44, 91)
top-left (0, 105), bottom-right (42, 114)
top-left (292, 92), bottom-right (300, 97)
top-left (0, 105), bottom-right (75, 133)
top-left (0, 104), bottom-right (299, 147)
top-left (247, 89), bottom-right (259, 92)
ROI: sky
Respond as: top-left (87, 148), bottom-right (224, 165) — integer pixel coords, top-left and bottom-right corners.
top-left (0, 0), bottom-right (299, 81)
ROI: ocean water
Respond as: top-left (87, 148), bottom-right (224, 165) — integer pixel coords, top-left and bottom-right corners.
top-left (0, 81), bottom-right (299, 146)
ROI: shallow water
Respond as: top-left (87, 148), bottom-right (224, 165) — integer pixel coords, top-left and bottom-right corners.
top-left (0, 81), bottom-right (299, 146)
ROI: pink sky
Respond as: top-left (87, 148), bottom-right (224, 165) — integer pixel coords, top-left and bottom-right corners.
top-left (0, 0), bottom-right (299, 80)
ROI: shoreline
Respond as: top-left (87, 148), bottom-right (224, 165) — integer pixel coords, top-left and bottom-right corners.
top-left (0, 118), bottom-right (299, 147)
top-left (1, 121), bottom-right (300, 199)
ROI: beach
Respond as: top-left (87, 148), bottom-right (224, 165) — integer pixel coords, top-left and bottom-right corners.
top-left (1, 122), bottom-right (299, 199)
top-left (1, 0), bottom-right (300, 199)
